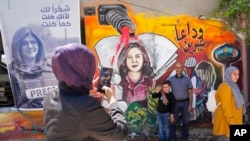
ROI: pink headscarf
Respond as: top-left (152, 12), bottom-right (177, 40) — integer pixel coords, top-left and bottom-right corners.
top-left (52, 43), bottom-right (96, 89)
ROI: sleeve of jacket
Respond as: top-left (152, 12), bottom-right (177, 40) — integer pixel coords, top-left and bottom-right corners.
top-left (151, 92), bottom-right (160, 98)
top-left (83, 100), bottom-right (128, 141)
top-left (170, 93), bottom-right (176, 114)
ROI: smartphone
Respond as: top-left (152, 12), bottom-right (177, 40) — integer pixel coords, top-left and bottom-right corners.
top-left (97, 67), bottom-right (113, 93)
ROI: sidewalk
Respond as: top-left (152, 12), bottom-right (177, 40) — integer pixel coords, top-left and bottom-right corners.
top-left (126, 127), bottom-right (214, 141)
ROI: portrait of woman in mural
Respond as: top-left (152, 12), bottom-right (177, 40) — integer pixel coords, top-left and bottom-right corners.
top-left (117, 41), bottom-right (155, 107)
top-left (9, 27), bottom-right (57, 109)
top-left (192, 60), bottom-right (217, 122)
top-left (95, 33), bottom-right (178, 106)
top-left (94, 33), bottom-right (178, 137)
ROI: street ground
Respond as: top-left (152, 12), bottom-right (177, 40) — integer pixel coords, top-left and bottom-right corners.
top-left (126, 126), bottom-right (214, 141)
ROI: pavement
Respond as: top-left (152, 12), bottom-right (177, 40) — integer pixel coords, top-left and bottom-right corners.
top-left (126, 126), bottom-right (214, 141)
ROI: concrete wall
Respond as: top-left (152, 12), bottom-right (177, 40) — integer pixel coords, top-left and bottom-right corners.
top-left (80, 0), bottom-right (219, 17)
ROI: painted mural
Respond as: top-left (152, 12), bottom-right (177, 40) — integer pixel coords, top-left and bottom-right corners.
top-left (83, 2), bottom-right (242, 137)
top-left (0, 110), bottom-right (45, 140)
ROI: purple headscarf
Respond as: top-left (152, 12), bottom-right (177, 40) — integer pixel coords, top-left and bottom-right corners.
top-left (224, 66), bottom-right (245, 110)
top-left (52, 43), bottom-right (96, 89)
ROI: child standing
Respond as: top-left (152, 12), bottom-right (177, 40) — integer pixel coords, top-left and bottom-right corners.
top-left (152, 80), bottom-right (175, 141)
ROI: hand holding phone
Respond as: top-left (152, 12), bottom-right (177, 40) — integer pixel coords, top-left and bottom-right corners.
top-left (97, 67), bottom-right (113, 93)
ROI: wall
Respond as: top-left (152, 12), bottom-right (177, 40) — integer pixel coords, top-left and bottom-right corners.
top-left (80, 0), bottom-right (219, 17)
top-left (81, 0), bottom-right (242, 137)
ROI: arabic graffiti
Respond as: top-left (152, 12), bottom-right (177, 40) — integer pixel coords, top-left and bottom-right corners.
top-left (175, 21), bottom-right (206, 54)
top-left (40, 4), bottom-right (71, 27)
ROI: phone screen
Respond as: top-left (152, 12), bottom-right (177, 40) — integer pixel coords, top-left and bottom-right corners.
top-left (97, 67), bottom-right (113, 93)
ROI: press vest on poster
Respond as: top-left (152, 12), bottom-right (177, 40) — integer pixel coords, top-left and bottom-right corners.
top-left (25, 85), bottom-right (58, 99)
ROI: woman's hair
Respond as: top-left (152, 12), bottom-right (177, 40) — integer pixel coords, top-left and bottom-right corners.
top-left (117, 41), bottom-right (154, 78)
top-left (11, 27), bottom-right (46, 69)
top-left (194, 61), bottom-right (216, 90)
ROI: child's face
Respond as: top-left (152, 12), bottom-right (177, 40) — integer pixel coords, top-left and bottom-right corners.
top-left (162, 84), bottom-right (171, 93)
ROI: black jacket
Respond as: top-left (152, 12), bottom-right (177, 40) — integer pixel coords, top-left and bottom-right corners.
top-left (152, 92), bottom-right (175, 114)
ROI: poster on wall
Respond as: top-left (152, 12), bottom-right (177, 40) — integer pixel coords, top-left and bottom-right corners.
top-left (0, 0), bottom-right (81, 110)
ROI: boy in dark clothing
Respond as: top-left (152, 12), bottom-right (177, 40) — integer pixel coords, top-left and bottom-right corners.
top-left (152, 80), bottom-right (175, 141)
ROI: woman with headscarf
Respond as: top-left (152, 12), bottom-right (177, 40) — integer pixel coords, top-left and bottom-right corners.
top-left (9, 27), bottom-right (56, 108)
top-left (43, 43), bottom-right (128, 141)
top-left (213, 66), bottom-right (245, 141)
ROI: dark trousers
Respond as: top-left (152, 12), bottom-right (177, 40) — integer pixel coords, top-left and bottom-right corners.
top-left (170, 100), bottom-right (189, 140)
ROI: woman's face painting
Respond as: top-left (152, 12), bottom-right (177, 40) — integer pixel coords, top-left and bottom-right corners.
top-left (126, 47), bottom-right (144, 72)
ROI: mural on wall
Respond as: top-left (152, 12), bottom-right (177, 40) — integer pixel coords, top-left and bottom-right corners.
top-left (0, 111), bottom-right (45, 140)
top-left (0, 0), bottom-right (81, 139)
top-left (83, 2), bottom-right (242, 136)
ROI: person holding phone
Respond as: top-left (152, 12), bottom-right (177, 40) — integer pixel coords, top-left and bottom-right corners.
top-left (43, 43), bottom-right (128, 141)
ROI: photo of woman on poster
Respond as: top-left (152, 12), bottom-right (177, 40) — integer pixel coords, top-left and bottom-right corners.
top-left (9, 27), bottom-right (57, 109)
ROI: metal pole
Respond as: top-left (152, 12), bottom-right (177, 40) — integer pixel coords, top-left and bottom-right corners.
top-left (241, 38), bottom-right (248, 104)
